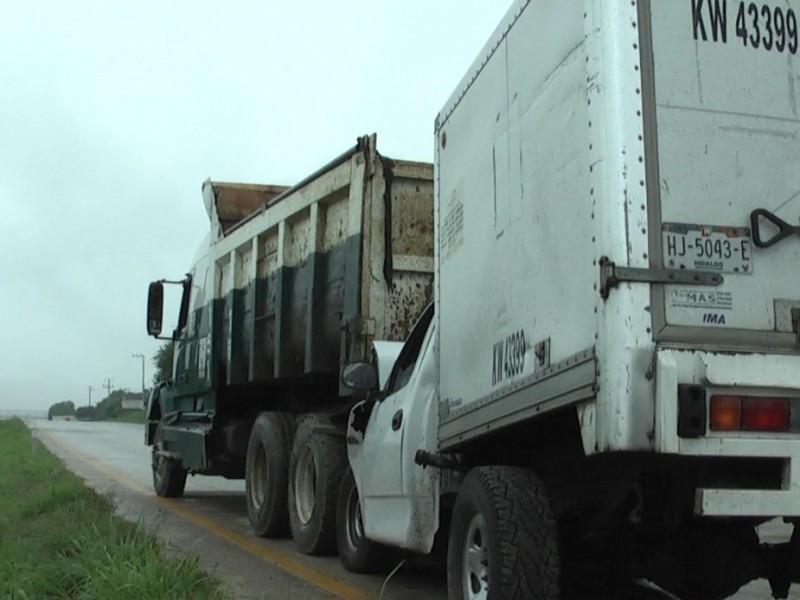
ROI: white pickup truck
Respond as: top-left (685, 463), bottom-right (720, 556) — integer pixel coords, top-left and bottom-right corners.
top-left (340, 1), bottom-right (800, 598)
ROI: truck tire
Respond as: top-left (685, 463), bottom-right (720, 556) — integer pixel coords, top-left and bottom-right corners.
top-left (152, 426), bottom-right (188, 498)
top-left (245, 412), bottom-right (293, 537)
top-left (447, 466), bottom-right (560, 600)
top-left (288, 415), bottom-right (347, 555)
top-left (336, 467), bottom-right (394, 573)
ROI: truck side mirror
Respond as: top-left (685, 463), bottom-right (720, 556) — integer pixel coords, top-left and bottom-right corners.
top-left (147, 281), bottom-right (164, 337)
top-left (341, 362), bottom-right (379, 391)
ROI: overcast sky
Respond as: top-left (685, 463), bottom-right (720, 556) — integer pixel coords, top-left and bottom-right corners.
top-left (0, 1), bottom-right (512, 412)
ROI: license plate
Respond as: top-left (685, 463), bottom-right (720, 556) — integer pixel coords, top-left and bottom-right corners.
top-left (662, 223), bottom-right (753, 274)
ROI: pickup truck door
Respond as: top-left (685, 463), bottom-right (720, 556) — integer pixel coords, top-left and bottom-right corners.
top-left (349, 304), bottom-right (440, 551)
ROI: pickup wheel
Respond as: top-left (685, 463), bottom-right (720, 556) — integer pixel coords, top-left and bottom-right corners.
top-left (447, 466), bottom-right (559, 600)
top-left (245, 412), bottom-right (293, 537)
top-left (336, 467), bottom-right (394, 573)
top-left (152, 426), bottom-right (188, 498)
top-left (288, 415), bottom-right (347, 555)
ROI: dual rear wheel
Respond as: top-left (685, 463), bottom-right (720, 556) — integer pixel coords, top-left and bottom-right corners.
top-left (245, 413), bottom-right (346, 555)
top-left (288, 415), bottom-right (347, 554)
top-left (243, 412), bottom-right (392, 570)
top-left (245, 412), bottom-right (293, 537)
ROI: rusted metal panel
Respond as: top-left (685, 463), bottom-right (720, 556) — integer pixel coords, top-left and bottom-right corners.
top-left (203, 181), bottom-right (288, 238)
top-left (321, 191), bottom-right (350, 252)
top-left (360, 156), bottom-right (435, 348)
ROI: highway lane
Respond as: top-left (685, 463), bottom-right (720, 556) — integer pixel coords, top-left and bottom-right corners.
top-left (25, 419), bottom-right (798, 600)
top-left (27, 419), bottom-right (445, 600)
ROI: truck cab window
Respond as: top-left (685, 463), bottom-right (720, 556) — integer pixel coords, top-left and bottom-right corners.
top-left (175, 273), bottom-right (193, 339)
top-left (385, 303), bottom-right (433, 395)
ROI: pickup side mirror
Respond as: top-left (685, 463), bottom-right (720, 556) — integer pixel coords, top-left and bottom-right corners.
top-left (341, 362), bottom-right (379, 392)
top-left (147, 281), bottom-right (164, 336)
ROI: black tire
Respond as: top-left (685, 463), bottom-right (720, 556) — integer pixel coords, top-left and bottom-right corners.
top-left (447, 466), bottom-right (560, 600)
top-left (245, 412), bottom-right (293, 537)
top-left (288, 415), bottom-right (347, 555)
top-left (336, 467), bottom-right (394, 573)
top-left (152, 425), bottom-right (188, 498)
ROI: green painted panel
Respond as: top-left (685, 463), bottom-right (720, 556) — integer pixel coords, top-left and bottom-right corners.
top-left (230, 286), bottom-right (249, 384)
top-left (162, 423), bottom-right (211, 471)
top-left (253, 272), bottom-right (276, 381)
top-left (169, 234), bottom-right (362, 400)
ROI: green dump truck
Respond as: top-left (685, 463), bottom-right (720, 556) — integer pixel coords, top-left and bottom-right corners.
top-left (145, 134), bottom-right (433, 553)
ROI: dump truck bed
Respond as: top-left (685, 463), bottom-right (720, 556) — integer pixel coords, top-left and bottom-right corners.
top-left (195, 135), bottom-right (433, 391)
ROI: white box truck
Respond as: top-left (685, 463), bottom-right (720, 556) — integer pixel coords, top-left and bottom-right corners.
top-left (340, 0), bottom-right (800, 598)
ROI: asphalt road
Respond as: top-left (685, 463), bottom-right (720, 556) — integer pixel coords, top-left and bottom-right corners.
top-left (25, 419), bottom-right (798, 600)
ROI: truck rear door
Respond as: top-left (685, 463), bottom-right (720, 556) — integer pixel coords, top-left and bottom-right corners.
top-left (645, 0), bottom-right (800, 347)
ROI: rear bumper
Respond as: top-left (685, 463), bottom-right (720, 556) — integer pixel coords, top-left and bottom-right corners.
top-left (656, 348), bottom-right (800, 517)
top-left (697, 489), bottom-right (800, 517)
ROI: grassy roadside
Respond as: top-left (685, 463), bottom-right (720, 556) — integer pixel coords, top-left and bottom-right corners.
top-left (108, 410), bottom-right (146, 423)
top-left (0, 419), bottom-right (227, 600)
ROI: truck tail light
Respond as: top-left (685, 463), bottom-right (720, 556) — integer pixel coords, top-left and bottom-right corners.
top-left (710, 395), bottom-right (792, 433)
top-left (742, 397), bottom-right (790, 432)
top-left (709, 395), bottom-right (742, 431)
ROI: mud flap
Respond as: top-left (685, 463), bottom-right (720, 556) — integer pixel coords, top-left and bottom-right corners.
top-left (764, 523), bottom-right (800, 599)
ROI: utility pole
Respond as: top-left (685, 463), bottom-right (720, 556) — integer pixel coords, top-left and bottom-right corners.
top-left (132, 353), bottom-right (146, 407)
top-left (88, 386), bottom-right (94, 407)
top-left (104, 378), bottom-right (113, 399)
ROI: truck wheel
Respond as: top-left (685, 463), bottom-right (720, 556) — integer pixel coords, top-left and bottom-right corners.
top-left (447, 466), bottom-right (559, 600)
top-left (152, 426), bottom-right (188, 498)
top-left (336, 467), bottom-right (394, 573)
top-left (245, 412), bottom-right (293, 537)
top-left (288, 415), bottom-right (347, 555)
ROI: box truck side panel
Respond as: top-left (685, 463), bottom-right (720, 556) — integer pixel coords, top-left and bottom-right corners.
top-left (645, 0), bottom-right (800, 347)
top-left (436, 0), bottom-right (595, 448)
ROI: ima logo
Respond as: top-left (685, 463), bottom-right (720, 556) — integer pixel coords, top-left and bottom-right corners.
top-left (703, 313), bottom-right (726, 325)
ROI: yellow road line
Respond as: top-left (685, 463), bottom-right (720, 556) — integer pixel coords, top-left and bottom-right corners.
top-left (33, 426), bottom-right (373, 600)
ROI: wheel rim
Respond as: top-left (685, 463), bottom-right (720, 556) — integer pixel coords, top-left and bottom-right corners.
top-left (462, 513), bottom-right (489, 600)
top-left (344, 482), bottom-right (364, 551)
top-left (152, 433), bottom-right (166, 487)
top-left (294, 443), bottom-right (316, 525)
top-left (249, 442), bottom-right (268, 510)
top-left (153, 452), bottom-right (166, 486)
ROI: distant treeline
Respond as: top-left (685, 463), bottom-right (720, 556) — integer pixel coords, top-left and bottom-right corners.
top-left (47, 389), bottom-right (146, 421)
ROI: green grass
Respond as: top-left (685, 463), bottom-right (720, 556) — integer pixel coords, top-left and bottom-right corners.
top-left (0, 419), bottom-right (227, 600)
top-left (108, 410), bottom-right (146, 424)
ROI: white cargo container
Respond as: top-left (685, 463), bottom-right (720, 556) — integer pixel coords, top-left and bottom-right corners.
top-left (341, 1), bottom-right (800, 598)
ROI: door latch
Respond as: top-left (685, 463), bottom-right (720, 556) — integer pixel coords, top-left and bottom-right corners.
top-left (599, 257), bottom-right (723, 300)
top-left (751, 208), bottom-right (800, 248)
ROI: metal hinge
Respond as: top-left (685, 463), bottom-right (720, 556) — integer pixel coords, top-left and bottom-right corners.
top-left (599, 256), bottom-right (723, 300)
